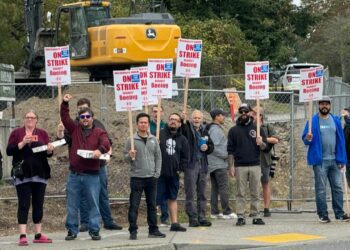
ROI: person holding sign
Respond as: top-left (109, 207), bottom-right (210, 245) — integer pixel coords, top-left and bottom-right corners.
top-left (124, 113), bottom-right (165, 240)
top-left (302, 96), bottom-right (350, 223)
top-left (227, 103), bottom-right (267, 226)
top-left (7, 110), bottom-right (54, 246)
top-left (57, 98), bottom-right (122, 232)
top-left (159, 113), bottom-right (190, 232)
top-left (181, 110), bottom-right (214, 227)
top-left (251, 106), bottom-right (280, 217)
top-left (60, 94), bottom-right (111, 241)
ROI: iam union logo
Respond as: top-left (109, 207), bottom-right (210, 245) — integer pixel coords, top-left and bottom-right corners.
top-left (249, 129), bottom-right (257, 138)
top-left (146, 28), bottom-right (156, 39)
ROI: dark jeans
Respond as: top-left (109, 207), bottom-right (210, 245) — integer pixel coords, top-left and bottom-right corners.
top-left (156, 178), bottom-right (169, 223)
top-left (184, 161), bottom-right (208, 222)
top-left (80, 165), bottom-right (114, 226)
top-left (210, 168), bottom-right (232, 215)
top-left (128, 177), bottom-right (158, 233)
top-left (16, 182), bottom-right (46, 224)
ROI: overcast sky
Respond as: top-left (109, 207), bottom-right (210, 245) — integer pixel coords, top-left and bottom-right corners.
top-left (293, 0), bottom-right (301, 6)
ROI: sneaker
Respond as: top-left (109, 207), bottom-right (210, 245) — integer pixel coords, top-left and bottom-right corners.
top-left (170, 223), bottom-right (187, 232)
top-left (104, 222), bottom-right (123, 230)
top-left (33, 233), bottom-right (53, 243)
top-left (130, 231), bottom-right (137, 240)
top-left (65, 231), bottom-right (77, 241)
top-left (89, 231), bottom-right (101, 240)
top-left (264, 208), bottom-right (271, 217)
top-left (210, 213), bottom-right (223, 219)
top-left (189, 220), bottom-right (200, 227)
top-left (336, 214), bottom-right (350, 222)
top-left (236, 218), bottom-right (246, 226)
top-left (319, 216), bottom-right (331, 223)
top-left (252, 218), bottom-right (266, 225)
top-left (149, 230), bottom-right (166, 238)
top-left (159, 220), bottom-right (171, 227)
top-left (79, 223), bottom-right (88, 232)
top-left (222, 213), bottom-right (238, 220)
top-left (199, 219), bottom-right (212, 227)
top-left (18, 236), bottom-right (28, 246)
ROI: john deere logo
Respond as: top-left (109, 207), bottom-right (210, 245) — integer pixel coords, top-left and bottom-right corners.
top-left (146, 28), bottom-right (156, 39)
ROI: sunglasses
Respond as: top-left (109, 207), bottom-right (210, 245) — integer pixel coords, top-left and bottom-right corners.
top-left (239, 109), bottom-right (249, 114)
top-left (79, 114), bottom-right (91, 119)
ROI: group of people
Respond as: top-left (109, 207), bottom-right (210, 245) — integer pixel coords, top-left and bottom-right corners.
top-left (20, 93), bottom-right (350, 246)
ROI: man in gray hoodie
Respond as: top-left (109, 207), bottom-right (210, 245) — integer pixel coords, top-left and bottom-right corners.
top-left (124, 113), bottom-right (165, 240)
top-left (207, 109), bottom-right (236, 220)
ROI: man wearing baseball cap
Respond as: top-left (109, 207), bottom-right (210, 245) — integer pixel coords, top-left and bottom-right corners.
top-left (206, 109), bottom-right (236, 220)
top-left (302, 96), bottom-right (350, 223)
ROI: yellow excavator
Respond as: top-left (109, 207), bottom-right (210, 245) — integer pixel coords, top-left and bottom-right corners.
top-left (18, 0), bottom-right (181, 82)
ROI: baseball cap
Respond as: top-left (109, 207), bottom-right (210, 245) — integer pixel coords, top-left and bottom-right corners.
top-left (318, 96), bottom-right (331, 104)
top-left (210, 108), bottom-right (227, 119)
top-left (345, 107), bottom-right (350, 112)
top-left (238, 103), bottom-right (252, 113)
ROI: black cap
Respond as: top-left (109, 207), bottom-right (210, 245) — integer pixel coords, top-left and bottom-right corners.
top-left (210, 108), bottom-right (227, 119)
top-left (238, 103), bottom-right (252, 113)
top-left (345, 107), bottom-right (350, 112)
top-left (318, 96), bottom-right (331, 104)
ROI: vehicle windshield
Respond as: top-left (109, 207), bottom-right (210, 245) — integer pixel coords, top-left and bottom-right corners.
top-left (85, 6), bottom-right (110, 27)
top-left (287, 65), bottom-right (320, 74)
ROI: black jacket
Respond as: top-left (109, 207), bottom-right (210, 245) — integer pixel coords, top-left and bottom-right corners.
top-left (159, 125), bottom-right (190, 176)
top-left (182, 121), bottom-right (214, 172)
top-left (227, 118), bottom-right (267, 167)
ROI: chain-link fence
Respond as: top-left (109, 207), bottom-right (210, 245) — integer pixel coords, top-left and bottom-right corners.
top-left (1, 76), bottom-right (350, 211)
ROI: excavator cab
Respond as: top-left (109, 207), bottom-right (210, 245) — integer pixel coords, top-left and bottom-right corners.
top-left (55, 1), bottom-right (111, 60)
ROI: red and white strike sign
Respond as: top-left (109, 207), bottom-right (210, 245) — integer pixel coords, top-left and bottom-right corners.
top-left (299, 66), bottom-right (324, 103)
top-left (175, 38), bottom-right (202, 78)
top-left (245, 61), bottom-right (269, 100)
top-left (113, 69), bottom-right (142, 112)
top-left (44, 46), bottom-right (71, 86)
top-left (133, 66), bottom-right (158, 106)
top-left (147, 59), bottom-right (173, 99)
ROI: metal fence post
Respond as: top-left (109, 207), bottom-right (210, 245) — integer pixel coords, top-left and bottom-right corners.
top-left (100, 82), bottom-right (108, 129)
top-left (209, 76), bottom-right (214, 109)
top-left (288, 91), bottom-right (295, 211)
top-left (200, 90), bottom-right (204, 111)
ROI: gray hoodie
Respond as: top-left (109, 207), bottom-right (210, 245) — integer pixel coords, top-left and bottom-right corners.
top-left (124, 133), bottom-right (162, 178)
top-left (207, 123), bottom-right (228, 173)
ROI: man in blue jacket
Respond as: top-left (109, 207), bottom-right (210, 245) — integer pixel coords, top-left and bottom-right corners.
top-left (302, 96), bottom-right (350, 223)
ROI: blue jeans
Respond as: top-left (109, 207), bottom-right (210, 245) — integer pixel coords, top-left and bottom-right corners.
top-left (313, 160), bottom-right (344, 219)
top-left (66, 173), bottom-right (101, 235)
top-left (80, 166), bottom-right (114, 227)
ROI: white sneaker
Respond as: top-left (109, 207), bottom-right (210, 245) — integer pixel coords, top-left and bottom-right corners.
top-left (210, 213), bottom-right (223, 219)
top-left (221, 213), bottom-right (238, 220)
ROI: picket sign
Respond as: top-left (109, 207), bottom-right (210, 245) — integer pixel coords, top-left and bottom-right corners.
top-left (147, 59), bottom-right (173, 139)
top-left (245, 61), bottom-right (269, 137)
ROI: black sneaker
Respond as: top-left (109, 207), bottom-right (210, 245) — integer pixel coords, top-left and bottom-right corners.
top-left (252, 218), bottom-right (265, 225)
top-left (319, 216), bottom-right (331, 223)
top-left (79, 224), bottom-right (88, 232)
top-left (236, 218), bottom-right (246, 226)
top-left (170, 223), bottom-right (187, 232)
top-left (130, 231), bottom-right (137, 240)
top-left (104, 222), bottom-right (123, 230)
top-left (189, 220), bottom-right (200, 227)
top-left (89, 231), bottom-right (101, 240)
top-left (199, 219), bottom-right (212, 227)
top-left (336, 214), bottom-right (350, 222)
top-left (148, 230), bottom-right (166, 238)
top-left (264, 208), bottom-right (271, 217)
top-left (65, 231), bottom-right (77, 241)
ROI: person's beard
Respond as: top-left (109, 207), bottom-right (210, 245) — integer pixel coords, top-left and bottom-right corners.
top-left (237, 114), bottom-right (251, 125)
top-left (170, 126), bottom-right (178, 132)
top-left (319, 107), bottom-right (330, 115)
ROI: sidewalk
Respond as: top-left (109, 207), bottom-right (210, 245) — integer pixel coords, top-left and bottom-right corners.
top-left (1, 212), bottom-right (349, 250)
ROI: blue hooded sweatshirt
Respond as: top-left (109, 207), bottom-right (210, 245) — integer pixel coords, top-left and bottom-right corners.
top-left (302, 113), bottom-right (347, 166)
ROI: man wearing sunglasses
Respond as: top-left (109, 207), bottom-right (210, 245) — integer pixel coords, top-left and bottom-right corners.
top-left (60, 94), bottom-right (111, 241)
top-left (57, 98), bottom-right (122, 233)
top-left (227, 103), bottom-right (267, 226)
